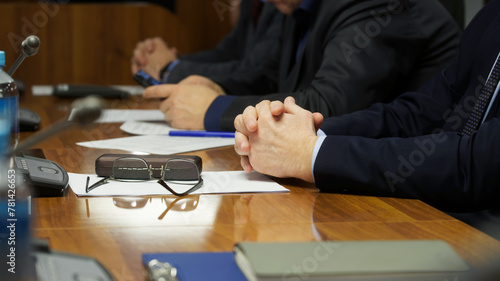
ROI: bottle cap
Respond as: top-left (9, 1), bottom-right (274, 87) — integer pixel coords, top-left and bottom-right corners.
top-left (0, 51), bottom-right (4, 67)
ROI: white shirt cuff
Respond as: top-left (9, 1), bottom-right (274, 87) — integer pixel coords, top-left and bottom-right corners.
top-left (311, 130), bottom-right (327, 183)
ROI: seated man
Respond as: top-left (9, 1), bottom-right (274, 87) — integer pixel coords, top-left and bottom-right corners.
top-left (131, 0), bottom-right (283, 83)
top-left (143, 0), bottom-right (461, 131)
top-left (234, 0), bottom-right (500, 238)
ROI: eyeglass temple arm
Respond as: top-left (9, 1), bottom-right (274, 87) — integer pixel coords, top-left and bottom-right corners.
top-left (157, 178), bottom-right (204, 197)
top-left (86, 176), bottom-right (111, 193)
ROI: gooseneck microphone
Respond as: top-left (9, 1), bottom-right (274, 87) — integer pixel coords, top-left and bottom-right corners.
top-left (7, 96), bottom-right (107, 156)
top-left (8, 35), bottom-right (41, 76)
top-left (68, 95), bottom-right (106, 125)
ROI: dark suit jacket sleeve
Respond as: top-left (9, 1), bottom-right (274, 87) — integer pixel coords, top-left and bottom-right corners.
top-left (215, 0), bottom-right (453, 131)
top-left (168, 60), bottom-right (242, 84)
top-left (318, 65), bottom-right (460, 139)
top-left (168, 2), bottom-right (283, 83)
top-left (314, 119), bottom-right (500, 213)
top-left (164, 0), bottom-right (250, 84)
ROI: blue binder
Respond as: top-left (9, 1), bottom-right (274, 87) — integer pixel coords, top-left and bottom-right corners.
top-left (142, 252), bottom-right (247, 281)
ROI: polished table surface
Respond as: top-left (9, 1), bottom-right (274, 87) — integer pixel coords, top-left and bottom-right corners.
top-left (19, 91), bottom-right (500, 281)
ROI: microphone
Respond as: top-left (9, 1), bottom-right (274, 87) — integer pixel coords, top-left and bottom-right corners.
top-left (68, 95), bottom-right (107, 125)
top-left (8, 35), bottom-right (41, 76)
top-left (21, 35), bottom-right (41, 56)
top-left (7, 96), bottom-right (106, 156)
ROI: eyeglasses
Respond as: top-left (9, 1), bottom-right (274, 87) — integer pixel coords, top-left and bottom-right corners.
top-left (86, 157), bottom-right (203, 196)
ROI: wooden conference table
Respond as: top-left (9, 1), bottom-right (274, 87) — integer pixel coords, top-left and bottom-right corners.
top-left (19, 91), bottom-right (500, 280)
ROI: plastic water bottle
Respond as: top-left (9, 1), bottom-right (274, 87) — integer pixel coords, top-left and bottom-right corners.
top-left (0, 51), bottom-right (20, 151)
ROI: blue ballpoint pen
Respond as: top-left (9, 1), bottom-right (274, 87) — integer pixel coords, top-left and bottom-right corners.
top-left (168, 130), bottom-right (235, 138)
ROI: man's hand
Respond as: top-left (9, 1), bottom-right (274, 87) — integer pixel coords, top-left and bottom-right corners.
top-left (143, 84), bottom-right (222, 130)
top-left (234, 100), bottom-right (287, 173)
top-left (234, 97), bottom-right (323, 174)
top-left (234, 97), bottom-right (324, 182)
top-left (131, 37), bottom-right (178, 80)
top-left (235, 97), bottom-right (324, 134)
top-left (179, 75), bottom-right (226, 95)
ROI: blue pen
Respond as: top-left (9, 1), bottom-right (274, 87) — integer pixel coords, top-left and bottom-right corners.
top-left (169, 130), bottom-right (235, 138)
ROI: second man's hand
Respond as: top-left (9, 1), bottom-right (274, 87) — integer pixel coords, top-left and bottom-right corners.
top-left (179, 75), bottom-right (227, 95)
top-left (143, 83), bottom-right (222, 130)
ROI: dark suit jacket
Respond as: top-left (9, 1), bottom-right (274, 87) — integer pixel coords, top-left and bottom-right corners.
top-left (166, 0), bottom-right (283, 83)
top-left (315, 0), bottom-right (500, 213)
top-left (211, 0), bottom-right (461, 131)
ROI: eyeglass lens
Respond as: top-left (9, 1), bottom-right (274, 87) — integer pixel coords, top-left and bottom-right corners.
top-left (159, 159), bottom-right (203, 196)
top-left (162, 159), bottom-right (199, 181)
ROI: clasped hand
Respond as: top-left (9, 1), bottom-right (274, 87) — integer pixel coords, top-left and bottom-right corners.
top-left (131, 37), bottom-right (178, 80)
top-left (234, 97), bottom-right (324, 182)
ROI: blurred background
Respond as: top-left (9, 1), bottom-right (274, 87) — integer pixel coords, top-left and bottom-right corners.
top-left (0, 0), bottom-right (489, 87)
top-left (0, 0), bottom-right (236, 86)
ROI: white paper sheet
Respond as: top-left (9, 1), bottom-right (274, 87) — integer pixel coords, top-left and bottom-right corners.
top-left (76, 135), bottom-right (234, 154)
top-left (69, 109), bottom-right (165, 123)
top-left (69, 171), bottom-right (289, 197)
top-left (120, 121), bottom-right (178, 135)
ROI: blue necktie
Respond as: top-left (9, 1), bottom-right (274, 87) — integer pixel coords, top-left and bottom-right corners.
top-left (461, 54), bottom-right (500, 136)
